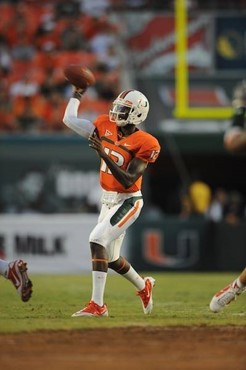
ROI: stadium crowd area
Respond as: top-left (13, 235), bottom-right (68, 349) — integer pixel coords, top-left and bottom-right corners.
top-left (179, 183), bottom-right (246, 224)
top-left (0, 0), bottom-right (125, 133)
top-left (1, 0), bottom-right (246, 133)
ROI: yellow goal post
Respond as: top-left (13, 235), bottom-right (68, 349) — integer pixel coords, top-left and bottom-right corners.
top-left (174, 0), bottom-right (233, 119)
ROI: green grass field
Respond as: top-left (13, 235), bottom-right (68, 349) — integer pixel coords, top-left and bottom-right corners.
top-left (0, 272), bottom-right (245, 333)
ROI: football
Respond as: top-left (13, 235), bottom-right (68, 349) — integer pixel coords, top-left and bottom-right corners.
top-left (63, 65), bottom-right (96, 89)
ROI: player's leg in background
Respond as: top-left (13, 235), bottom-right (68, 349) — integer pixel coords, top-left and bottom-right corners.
top-left (210, 267), bottom-right (246, 313)
top-left (0, 258), bottom-right (32, 302)
top-left (0, 259), bottom-right (9, 277)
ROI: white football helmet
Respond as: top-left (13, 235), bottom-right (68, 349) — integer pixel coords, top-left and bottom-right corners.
top-left (109, 90), bottom-right (149, 127)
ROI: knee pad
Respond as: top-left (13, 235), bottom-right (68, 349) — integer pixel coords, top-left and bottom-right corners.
top-left (89, 219), bottom-right (126, 261)
top-left (89, 223), bottom-right (108, 247)
top-left (106, 233), bottom-right (125, 263)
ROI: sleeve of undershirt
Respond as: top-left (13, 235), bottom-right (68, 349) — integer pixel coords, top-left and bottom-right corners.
top-left (63, 98), bottom-right (95, 139)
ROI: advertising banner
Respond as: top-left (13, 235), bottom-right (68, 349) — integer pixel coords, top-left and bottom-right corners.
top-left (125, 13), bottom-right (212, 75)
top-left (0, 136), bottom-right (100, 214)
top-left (1, 214), bottom-right (245, 274)
top-left (0, 214), bottom-right (98, 274)
top-left (127, 215), bottom-right (213, 271)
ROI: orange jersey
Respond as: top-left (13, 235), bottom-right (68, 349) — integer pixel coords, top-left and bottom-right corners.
top-left (93, 114), bottom-right (161, 193)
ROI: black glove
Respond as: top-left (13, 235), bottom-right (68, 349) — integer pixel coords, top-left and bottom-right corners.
top-left (73, 87), bottom-right (86, 100)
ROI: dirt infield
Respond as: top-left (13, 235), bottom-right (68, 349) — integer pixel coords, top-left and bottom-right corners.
top-left (0, 326), bottom-right (245, 370)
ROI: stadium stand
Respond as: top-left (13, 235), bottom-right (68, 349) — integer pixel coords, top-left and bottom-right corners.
top-left (0, 0), bottom-right (121, 133)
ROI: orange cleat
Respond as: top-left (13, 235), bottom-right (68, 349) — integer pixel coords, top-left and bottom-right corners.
top-left (137, 277), bottom-right (155, 314)
top-left (72, 300), bottom-right (108, 317)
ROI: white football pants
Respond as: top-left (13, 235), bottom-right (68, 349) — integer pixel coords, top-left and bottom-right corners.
top-left (89, 193), bottom-right (143, 262)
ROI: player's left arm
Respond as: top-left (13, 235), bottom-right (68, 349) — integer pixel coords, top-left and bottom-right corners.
top-left (89, 134), bottom-right (147, 189)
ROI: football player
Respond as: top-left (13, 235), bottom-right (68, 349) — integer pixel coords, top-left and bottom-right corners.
top-left (210, 81), bottom-right (246, 312)
top-left (0, 259), bottom-right (32, 302)
top-left (224, 80), bottom-right (246, 152)
top-left (63, 87), bottom-right (160, 317)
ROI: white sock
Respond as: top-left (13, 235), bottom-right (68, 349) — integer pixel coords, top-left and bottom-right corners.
top-left (91, 271), bottom-right (107, 306)
top-left (122, 266), bottom-right (145, 291)
top-left (0, 259), bottom-right (9, 278)
top-left (236, 277), bottom-right (245, 289)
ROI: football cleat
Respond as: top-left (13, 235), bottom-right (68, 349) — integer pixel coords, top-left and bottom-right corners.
top-left (72, 300), bottom-right (108, 317)
top-left (7, 259), bottom-right (33, 302)
top-left (137, 277), bottom-right (155, 314)
top-left (210, 281), bottom-right (245, 313)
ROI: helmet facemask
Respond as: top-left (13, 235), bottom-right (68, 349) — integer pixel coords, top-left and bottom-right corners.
top-left (109, 90), bottom-right (149, 127)
top-left (109, 101), bottom-right (133, 127)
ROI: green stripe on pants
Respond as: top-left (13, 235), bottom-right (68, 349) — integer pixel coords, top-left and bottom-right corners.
top-left (110, 196), bottom-right (143, 226)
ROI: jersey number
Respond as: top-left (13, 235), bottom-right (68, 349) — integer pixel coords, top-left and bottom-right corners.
top-left (150, 150), bottom-right (159, 161)
top-left (101, 147), bottom-right (124, 174)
